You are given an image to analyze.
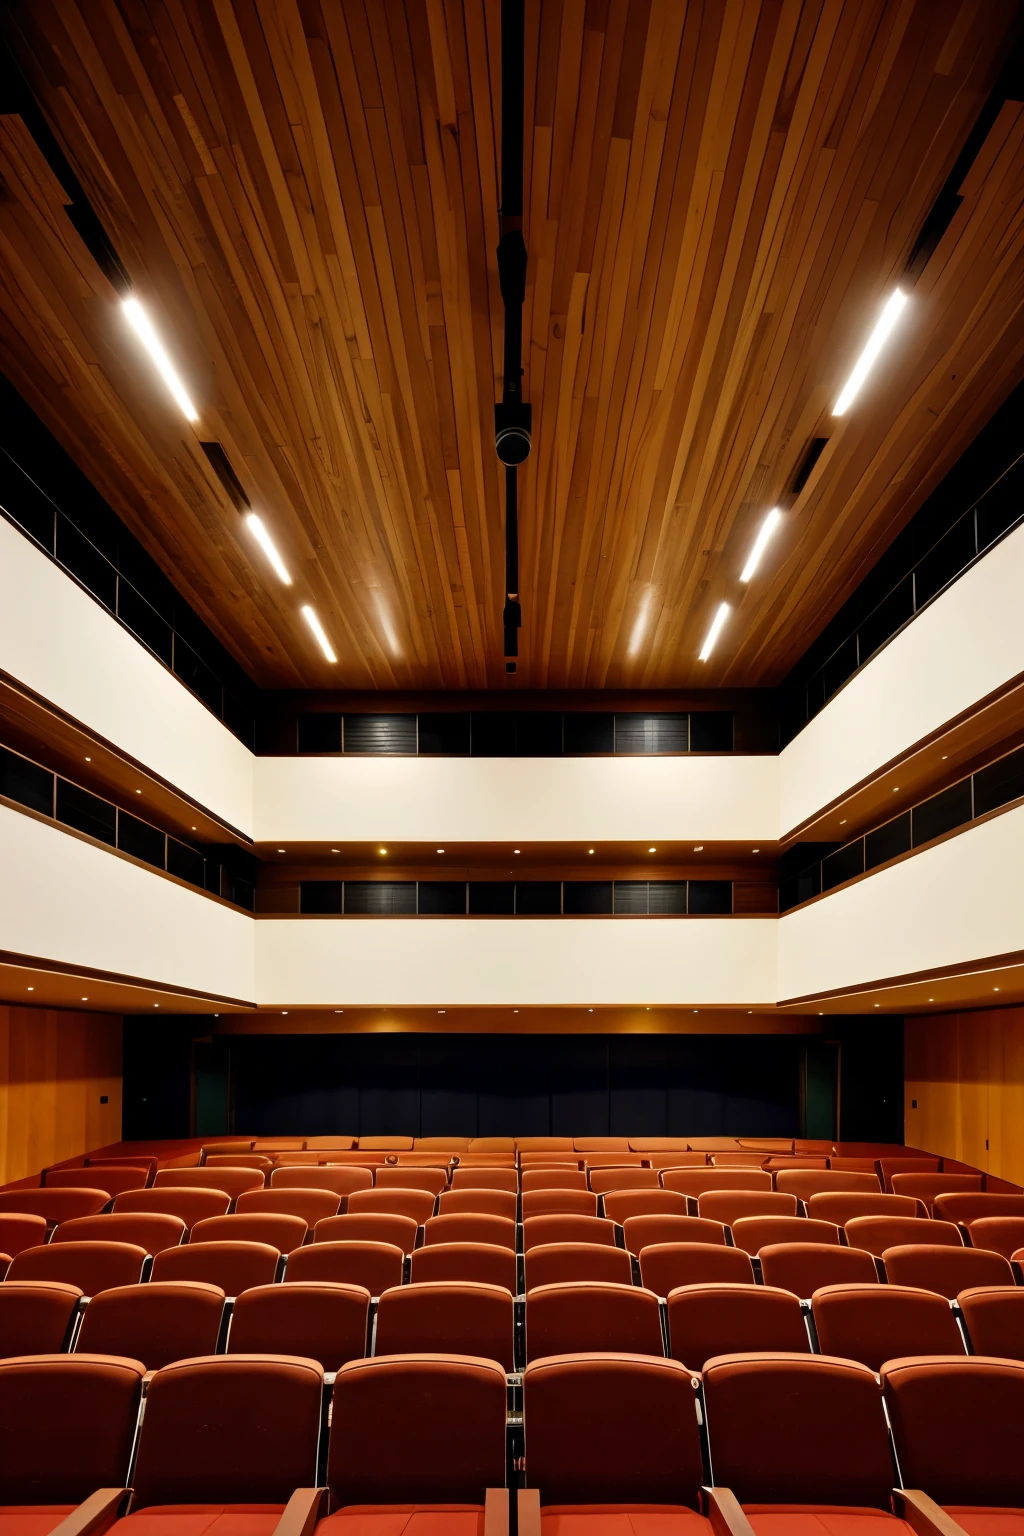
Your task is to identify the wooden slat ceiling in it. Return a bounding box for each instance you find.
[0,0,1022,690]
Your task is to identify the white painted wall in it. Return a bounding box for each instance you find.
[780,522,1024,835]
[0,805,254,1001]
[0,517,253,834]
[255,915,778,1007]
[777,802,1024,1001]
[253,754,780,844]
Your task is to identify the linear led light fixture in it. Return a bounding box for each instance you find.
[740,507,782,582]
[699,601,729,662]
[122,298,198,421]
[245,513,291,584]
[833,289,908,416]
[302,604,337,663]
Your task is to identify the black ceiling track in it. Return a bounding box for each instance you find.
[495,0,530,673]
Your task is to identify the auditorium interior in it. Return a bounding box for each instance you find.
[2,0,1024,1531]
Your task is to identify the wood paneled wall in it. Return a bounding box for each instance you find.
[905,1008,1024,1186]
[0,1005,122,1187]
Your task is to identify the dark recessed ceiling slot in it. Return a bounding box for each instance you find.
[790,437,828,496]
[200,442,250,511]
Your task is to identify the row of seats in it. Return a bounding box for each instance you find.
[4,1268,1024,1374]
[3,1349,1023,1534]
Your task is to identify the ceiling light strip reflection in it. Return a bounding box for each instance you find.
[301,604,337,663]
[833,289,908,416]
[122,298,198,421]
[698,601,729,662]
[740,507,782,582]
[245,513,291,584]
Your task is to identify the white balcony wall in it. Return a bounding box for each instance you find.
[777,801,1024,1002]
[0,517,253,834]
[255,915,778,1007]
[0,805,254,1001]
[253,754,780,844]
[780,522,1024,836]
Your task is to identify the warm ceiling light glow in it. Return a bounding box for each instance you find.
[740,508,782,582]
[694,845,704,852]
[379,848,387,856]
[832,289,908,416]
[628,590,653,657]
[648,847,657,853]
[699,601,729,662]
[122,298,199,420]
[514,849,521,854]
[752,848,760,854]
[81,997,88,1001]
[588,848,595,855]
[277,848,286,853]
[437,848,445,854]
[301,605,337,663]
[136,789,142,794]
[245,513,292,584]
[26,986,33,991]
[85,756,91,761]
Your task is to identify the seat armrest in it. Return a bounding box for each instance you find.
[483,1488,508,1536]
[894,1491,970,1536]
[272,1488,329,1536]
[703,1487,756,1536]
[517,1488,541,1536]
[47,1490,130,1536]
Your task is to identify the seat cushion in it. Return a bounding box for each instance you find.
[540,1507,710,1534]
[110,1505,285,1536]
[945,1511,1024,1536]
[317,1506,487,1535]
[744,1510,913,1535]
[0,1507,76,1536]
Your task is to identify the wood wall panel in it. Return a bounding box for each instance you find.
[0,3,1022,689]
[0,1005,122,1187]
[905,1007,1024,1185]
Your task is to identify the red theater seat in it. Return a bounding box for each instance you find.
[314,1212,418,1254]
[526,1281,663,1360]
[963,1216,1024,1259]
[601,1189,690,1224]
[807,1192,923,1224]
[113,1188,231,1228]
[774,1169,882,1200]
[882,1244,1014,1298]
[374,1166,449,1197]
[7,1241,148,1296]
[621,1214,727,1254]
[347,1188,436,1224]
[933,1191,1024,1226]
[306,1137,357,1152]
[286,1240,404,1295]
[44,1166,149,1197]
[811,1283,965,1371]
[660,1169,771,1197]
[152,1240,281,1296]
[235,1187,341,1227]
[0,1215,48,1259]
[450,1168,518,1192]
[730,1216,840,1253]
[697,1190,798,1226]
[109,1354,324,1536]
[702,1353,920,1531]
[890,1172,984,1212]
[520,1169,588,1192]
[75,1282,225,1370]
[846,1215,962,1257]
[409,1242,518,1291]
[878,1157,941,1190]
[638,1243,755,1295]
[524,1242,633,1290]
[152,1167,265,1199]
[0,1190,110,1225]
[588,1167,660,1194]
[204,1154,273,1172]
[314,1355,508,1533]
[521,1189,599,1219]
[437,1188,518,1219]
[374,1281,514,1370]
[759,1243,879,1295]
[228,1281,370,1371]
[189,1212,308,1254]
[957,1287,1024,1362]
[0,1354,145,1526]
[522,1215,617,1251]
[0,1282,82,1357]
[52,1213,186,1256]
[883,1356,1024,1528]
[424,1213,517,1250]
[666,1283,808,1368]
[270,1166,372,1198]
[521,1353,714,1525]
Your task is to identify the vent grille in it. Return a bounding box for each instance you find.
[790,437,828,496]
[343,715,417,755]
[614,714,689,754]
[200,443,250,511]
